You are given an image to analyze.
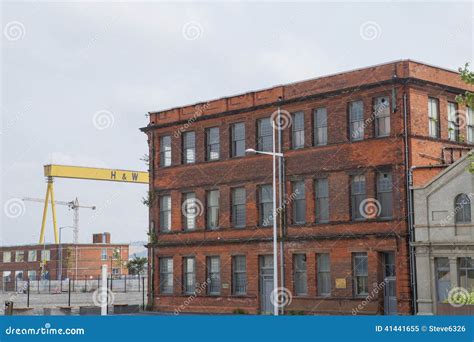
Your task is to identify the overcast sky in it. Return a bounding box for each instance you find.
[1,1,472,246]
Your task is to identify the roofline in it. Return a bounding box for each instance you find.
[147,59,461,115]
[0,243,130,248]
[413,150,474,190]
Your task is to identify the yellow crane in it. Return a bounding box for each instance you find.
[23,197,96,244]
[39,164,149,244]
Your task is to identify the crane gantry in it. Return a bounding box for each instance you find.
[37,164,149,244]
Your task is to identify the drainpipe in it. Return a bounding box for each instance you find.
[403,93,418,314]
[277,98,286,315]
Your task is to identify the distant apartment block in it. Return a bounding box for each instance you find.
[0,233,129,290]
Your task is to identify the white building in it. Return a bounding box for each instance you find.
[413,152,474,315]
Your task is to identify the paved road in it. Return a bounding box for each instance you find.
[0,290,147,315]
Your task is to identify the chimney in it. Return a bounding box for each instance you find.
[92,232,111,244]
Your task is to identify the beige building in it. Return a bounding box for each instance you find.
[413,152,474,315]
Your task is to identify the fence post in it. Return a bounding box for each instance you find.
[124,275,127,293]
[37,279,40,294]
[48,278,51,293]
[27,281,30,308]
[100,265,108,316]
[142,276,145,310]
[68,278,71,307]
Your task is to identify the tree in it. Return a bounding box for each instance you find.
[127,255,147,275]
[456,63,474,108]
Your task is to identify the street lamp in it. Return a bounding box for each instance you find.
[58,226,74,284]
[245,121,284,316]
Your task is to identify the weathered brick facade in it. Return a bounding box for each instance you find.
[141,60,474,315]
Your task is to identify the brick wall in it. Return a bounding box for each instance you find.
[143,60,473,315]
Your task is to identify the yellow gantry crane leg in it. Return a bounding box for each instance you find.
[37,164,149,244]
[39,178,59,244]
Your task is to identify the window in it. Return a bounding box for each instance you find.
[293,254,307,296]
[435,257,450,302]
[206,190,219,230]
[28,250,37,262]
[448,102,458,141]
[15,251,24,263]
[3,252,11,263]
[28,271,36,280]
[315,178,329,223]
[377,172,393,218]
[15,271,23,280]
[182,131,196,164]
[231,122,245,157]
[349,101,364,141]
[231,188,246,228]
[259,185,274,226]
[183,257,196,294]
[206,127,220,161]
[112,268,120,275]
[353,252,368,296]
[351,175,366,220]
[207,256,221,295]
[2,271,11,282]
[455,194,471,223]
[159,257,173,294]
[182,192,197,230]
[258,118,273,152]
[314,108,327,146]
[374,96,390,137]
[159,195,171,232]
[317,254,331,296]
[428,98,440,138]
[458,257,474,292]
[41,250,50,262]
[292,181,306,224]
[232,256,247,295]
[292,112,305,149]
[160,135,172,167]
[468,107,474,144]
[101,248,107,261]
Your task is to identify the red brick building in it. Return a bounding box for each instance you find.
[141,60,474,315]
[0,233,129,289]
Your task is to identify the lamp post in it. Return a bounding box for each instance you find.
[246,126,284,316]
[58,226,73,284]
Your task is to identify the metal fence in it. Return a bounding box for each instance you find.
[1,275,147,294]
